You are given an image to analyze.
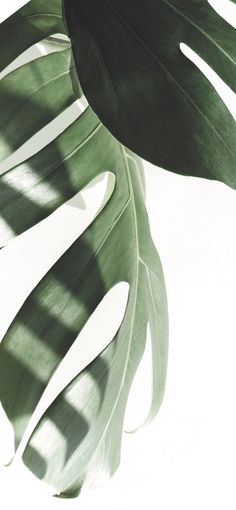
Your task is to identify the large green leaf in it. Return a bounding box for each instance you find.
[63,0,236,185]
[0,0,168,499]
[0,143,168,497]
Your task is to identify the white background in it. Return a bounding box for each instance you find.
[0,1,236,509]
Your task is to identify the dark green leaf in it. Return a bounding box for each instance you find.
[64,0,236,185]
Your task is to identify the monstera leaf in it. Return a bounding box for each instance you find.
[0,146,168,497]
[0,0,168,499]
[64,0,236,184]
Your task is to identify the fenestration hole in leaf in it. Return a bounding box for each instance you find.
[207,0,236,28]
[14,282,130,463]
[179,42,236,120]
[0,172,116,341]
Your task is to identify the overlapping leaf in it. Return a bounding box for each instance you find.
[64,0,236,185]
[0,0,168,498]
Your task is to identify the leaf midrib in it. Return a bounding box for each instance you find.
[65,147,141,480]
[140,259,162,425]
[68,147,163,478]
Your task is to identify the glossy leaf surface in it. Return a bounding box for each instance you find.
[64,0,236,185]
